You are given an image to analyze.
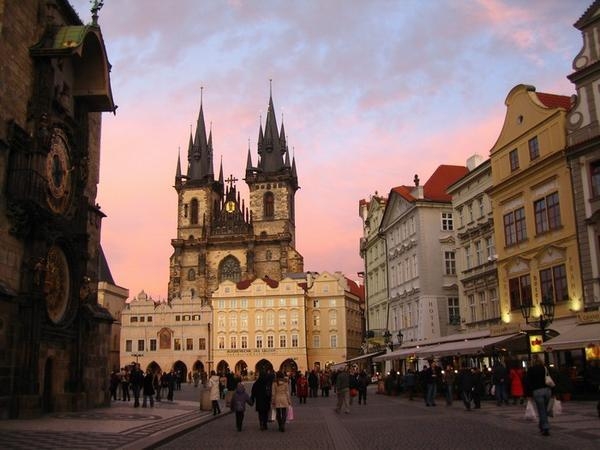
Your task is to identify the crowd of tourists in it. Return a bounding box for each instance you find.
[109,364,185,407]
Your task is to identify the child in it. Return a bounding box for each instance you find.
[230,382,253,431]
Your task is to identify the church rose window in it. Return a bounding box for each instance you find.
[219,256,241,283]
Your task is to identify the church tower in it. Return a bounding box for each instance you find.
[168,89,303,303]
[245,90,303,278]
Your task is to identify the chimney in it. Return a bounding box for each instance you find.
[466,154,484,171]
[412,174,424,199]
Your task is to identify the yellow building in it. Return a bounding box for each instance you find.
[305,272,363,370]
[211,276,308,376]
[488,85,582,333]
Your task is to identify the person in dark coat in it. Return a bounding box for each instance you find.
[308,370,319,398]
[251,371,273,430]
[142,369,155,408]
[457,365,475,410]
[357,370,369,405]
[525,356,552,436]
[231,382,253,432]
[130,364,144,408]
[471,367,483,409]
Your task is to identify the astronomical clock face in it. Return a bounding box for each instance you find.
[44,245,71,324]
[46,129,72,213]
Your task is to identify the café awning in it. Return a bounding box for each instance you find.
[373,347,420,362]
[330,351,386,370]
[415,333,523,359]
[542,323,600,351]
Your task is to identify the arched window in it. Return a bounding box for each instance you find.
[190,198,199,225]
[263,192,274,218]
[187,269,196,281]
[219,255,241,283]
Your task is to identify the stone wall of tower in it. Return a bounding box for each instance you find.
[249,181,296,244]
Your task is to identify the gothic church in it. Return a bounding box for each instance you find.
[168,91,304,302]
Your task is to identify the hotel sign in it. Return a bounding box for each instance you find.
[577,310,600,324]
[225,348,277,355]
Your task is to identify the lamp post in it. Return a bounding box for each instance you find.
[383,330,392,350]
[520,297,555,361]
[131,352,143,364]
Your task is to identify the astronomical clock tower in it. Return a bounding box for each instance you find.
[0,1,115,418]
[168,90,304,303]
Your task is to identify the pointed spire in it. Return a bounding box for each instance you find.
[257,82,285,173]
[245,140,254,174]
[176,147,182,178]
[218,156,224,184]
[207,125,214,177]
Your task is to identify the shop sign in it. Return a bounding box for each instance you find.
[529,334,544,353]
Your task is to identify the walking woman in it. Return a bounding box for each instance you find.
[251,370,272,430]
[271,371,291,432]
[208,370,222,415]
[525,356,552,436]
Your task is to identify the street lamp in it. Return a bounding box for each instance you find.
[383,330,392,350]
[131,352,143,364]
[520,297,555,360]
[384,330,403,351]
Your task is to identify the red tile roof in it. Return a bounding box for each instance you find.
[424,165,469,202]
[236,276,279,290]
[536,92,572,111]
[345,277,364,300]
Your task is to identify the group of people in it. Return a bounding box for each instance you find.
[109,365,179,407]
[205,365,370,432]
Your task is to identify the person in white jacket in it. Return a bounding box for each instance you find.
[208,370,222,415]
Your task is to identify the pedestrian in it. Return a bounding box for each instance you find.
[153,370,162,402]
[308,370,319,398]
[130,363,144,408]
[471,367,483,409]
[271,370,291,432]
[457,365,474,411]
[492,361,509,406]
[525,356,552,436]
[166,370,175,401]
[349,368,359,405]
[296,371,308,404]
[320,370,332,397]
[424,361,440,406]
[109,370,119,401]
[509,361,525,405]
[443,365,456,406]
[289,371,297,397]
[208,370,222,415]
[251,370,272,430]
[193,371,200,387]
[231,382,253,431]
[225,369,236,407]
[334,365,350,414]
[142,369,155,408]
[120,367,130,401]
[403,368,416,400]
[357,370,369,405]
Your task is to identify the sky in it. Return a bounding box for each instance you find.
[68,0,590,300]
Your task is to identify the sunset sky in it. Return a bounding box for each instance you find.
[69,0,589,300]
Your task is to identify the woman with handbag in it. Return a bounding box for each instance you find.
[525,356,552,436]
[271,371,291,432]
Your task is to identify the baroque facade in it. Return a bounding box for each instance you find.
[378,165,468,344]
[447,156,501,331]
[488,84,582,334]
[0,1,115,418]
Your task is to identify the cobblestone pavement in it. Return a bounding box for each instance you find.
[0,384,599,450]
[0,387,213,450]
[158,388,600,450]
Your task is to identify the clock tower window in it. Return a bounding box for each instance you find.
[264,192,274,218]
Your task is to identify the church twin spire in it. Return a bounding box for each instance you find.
[176,86,298,190]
